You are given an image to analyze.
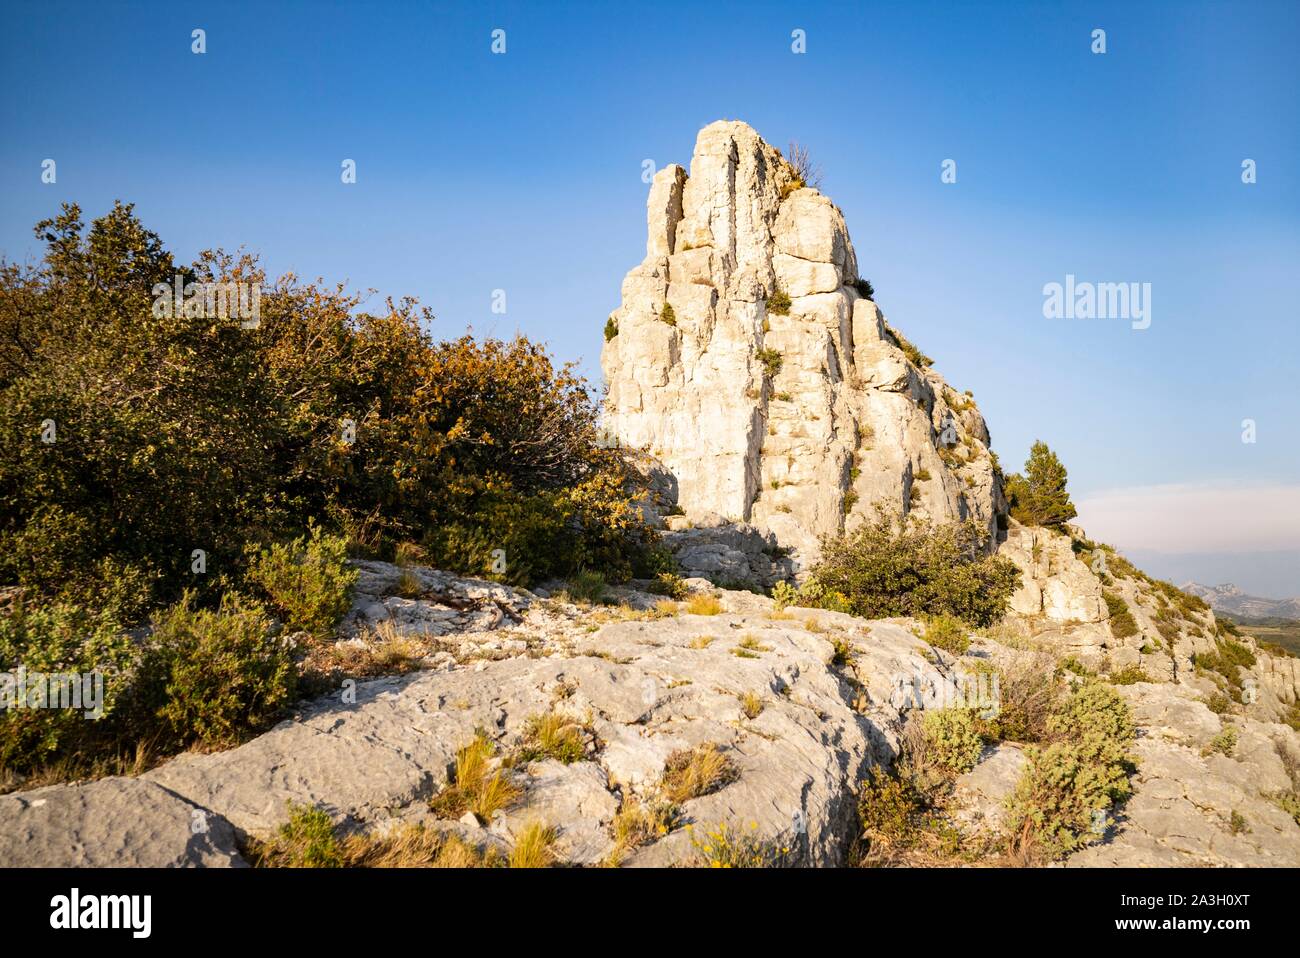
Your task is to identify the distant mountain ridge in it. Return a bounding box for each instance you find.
[1182,581,1300,620]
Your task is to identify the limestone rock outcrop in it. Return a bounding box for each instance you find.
[602,121,1004,568]
[3,563,1297,868]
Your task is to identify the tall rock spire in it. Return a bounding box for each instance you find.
[603,121,1004,564]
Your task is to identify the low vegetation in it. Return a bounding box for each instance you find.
[920,614,970,655]
[1006,681,1135,861]
[687,821,787,867]
[1103,591,1139,639]
[429,731,520,823]
[515,712,592,765]
[249,802,506,868]
[660,744,739,803]
[800,509,1020,627]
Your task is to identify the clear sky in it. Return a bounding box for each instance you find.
[2,0,1297,594]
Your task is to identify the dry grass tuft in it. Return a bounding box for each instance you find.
[429,731,520,822]
[661,743,740,803]
[685,594,723,616]
[508,820,558,868]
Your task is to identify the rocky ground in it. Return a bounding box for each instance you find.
[4,551,1298,868]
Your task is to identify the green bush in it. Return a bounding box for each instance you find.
[1102,591,1139,639]
[857,766,920,846]
[803,509,1020,627]
[1192,639,1257,699]
[0,202,656,613]
[770,580,799,610]
[659,302,677,326]
[245,527,358,639]
[563,570,609,605]
[1108,666,1151,685]
[1047,680,1134,800]
[603,315,618,341]
[922,614,970,655]
[254,803,343,868]
[647,572,688,600]
[1006,741,1116,859]
[1007,679,1136,859]
[755,347,784,378]
[1204,725,1237,757]
[765,289,792,315]
[139,592,297,750]
[921,708,984,774]
[0,602,134,773]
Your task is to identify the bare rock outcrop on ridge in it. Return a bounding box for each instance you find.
[602,121,1003,570]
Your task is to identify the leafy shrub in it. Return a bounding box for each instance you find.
[857,766,921,847]
[562,570,609,605]
[1204,692,1232,715]
[252,803,343,868]
[755,347,784,377]
[1193,639,1258,700]
[1108,666,1151,685]
[603,315,618,341]
[770,581,798,610]
[647,572,688,600]
[852,278,875,300]
[1204,725,1238,757]
[1103,591,1139,639]
[922,614,969,655]
[139,592,296,750]
[921,709,984,774]
[1006,741,1115,860]
[0,203,655,613]
[803,509,1020,627]
[1047,680,1134,797]
[245,527,357,639]
[658,302,676,326]
[0,602,134,773]
[1007,679,1136,859]
[765,289,792,316]
[1005,441,1077,529]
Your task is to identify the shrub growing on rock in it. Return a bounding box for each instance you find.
[1006,679,1136,860]
[921,614,970,655]
[803,510,1020,627]
[245,527,358,639]
[1006,741,1115,860]
[921,708,985,775]
[1102,591,1139,639]
[0,601,134,774]
[139,592,297,750]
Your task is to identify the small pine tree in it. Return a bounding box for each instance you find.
[1007,440,1077,528]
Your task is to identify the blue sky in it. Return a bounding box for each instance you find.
[2,1,1297,594]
